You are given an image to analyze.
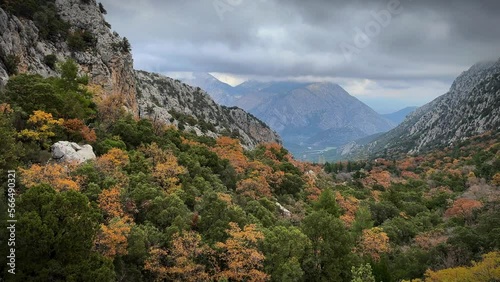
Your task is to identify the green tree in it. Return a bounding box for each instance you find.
[351,205,374,237]
[14,185,115,281]
[351,263,375,282]
[1,60,95,121]
[0,108,21,174]
[146,194,192,237]
[302,210,354,282]
[262,226,311,282]
[313,188,341,217]
[197,191,248,243]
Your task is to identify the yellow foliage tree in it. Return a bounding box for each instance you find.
[97,148,129,170]
[493,172,500,186]
[152,154,187,194]
[18,110,64,148]
[424,252,500,282]
[20,163,80,192]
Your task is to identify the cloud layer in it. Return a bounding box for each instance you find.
[100,0,500,112]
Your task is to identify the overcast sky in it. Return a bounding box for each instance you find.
[100,0,500,113]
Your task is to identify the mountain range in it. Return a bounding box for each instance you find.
[1,0,496,163]
[183,73,399,160]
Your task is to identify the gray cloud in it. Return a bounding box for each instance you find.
[100,0,500,111]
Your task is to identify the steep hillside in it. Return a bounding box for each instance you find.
[349,59,500,158]
[0,0,279,148]
[135,70,280,148]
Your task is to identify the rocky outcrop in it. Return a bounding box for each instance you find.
[0,0,138,115]
[348,58,500,158]
[135,70,281,148]
[51,141,96,164]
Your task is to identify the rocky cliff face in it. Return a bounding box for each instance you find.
[348,59,500,158]
[0,0,138,115]
[135,70,280,148]
[0,1,279,148]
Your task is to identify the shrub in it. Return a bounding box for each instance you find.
[98,2,107,14]
[44,54,57,69]
[3,54,20,75]
[68,30,97,52]
[111,37,131,53]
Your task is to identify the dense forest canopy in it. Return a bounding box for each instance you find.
[0,59,499,281]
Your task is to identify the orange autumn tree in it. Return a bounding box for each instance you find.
[144,231,214,281]
[357,227,390,261]
[247,160,284,188]
[260,143,289,164]
[95,217,132,258]
[96,148,130,173]
[96,148,130,186]
[212,137,248,174]
[139,143,187,194]
[96,92,127,123]
[98,186,124,219]
[414,230,448,251]
[20,163,81,192]
[236,174,272,200]
[304,170,322,201]
[336,192,360,227]
[139,142,171,166]
[63,118,97,143]
[444,198,483,222]
[363,168,392,189]
[216,222,268,282]
[152,155,187,194]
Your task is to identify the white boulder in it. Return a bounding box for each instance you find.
[51,141,96,164]
[276,202,292,218]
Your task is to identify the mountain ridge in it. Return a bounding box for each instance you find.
[343,58,500,159]
[0,0,279,148]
